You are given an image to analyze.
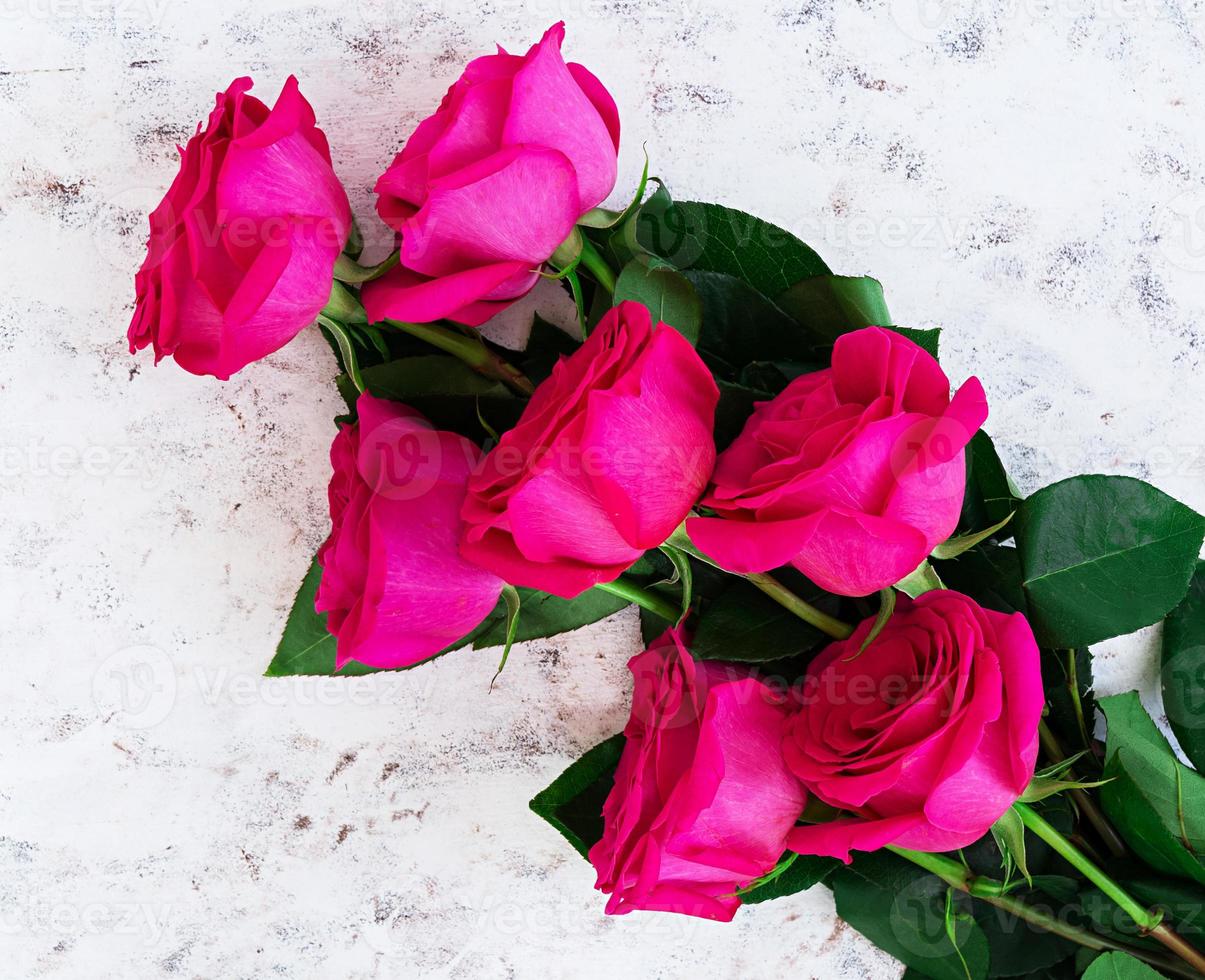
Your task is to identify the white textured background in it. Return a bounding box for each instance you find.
[3,1,1205,977]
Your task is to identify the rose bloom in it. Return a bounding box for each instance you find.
[362,22,619,326]
[783,590,1042,860]
[589,630,807,921]
[316,393,503,670]
[128,76,352,380]
[688,327,989,596]
[460,301,718,598]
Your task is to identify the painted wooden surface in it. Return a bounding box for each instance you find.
[3,2,1204,976]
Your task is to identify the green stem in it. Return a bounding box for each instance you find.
[888,847,1201,980]
[578,237,617,295]
[746,572,854,641]
[384,319,535,396]
[1015,803,1205,974]
[1038,720,1127,859]
[1014,803,1153,928]
[595,576,678,623]
[664,522,854,641]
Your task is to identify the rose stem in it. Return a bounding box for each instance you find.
[595,576,680,623]
[888,846,1201,980]
[664,524,855,642]
[384,319,535,396]
[1038,720,1128,859]
[1014,802,1205,975]
[577,238,617,295]
[745,572,854,641]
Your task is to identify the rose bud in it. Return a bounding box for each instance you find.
[687,327,989,596]
[460,301,718,598]
[128,76,352,380]
[316,393,503,670]
[783,590,1042,860]
[362,22,619,326]
[589,629,807,921]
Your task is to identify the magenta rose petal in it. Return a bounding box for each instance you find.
[691,325,987,595]
[787,814,923,864]
[128,75,350,379]
[782,591,1043,859]
[371,21,619,323]
[589,630,806,919]
[314,393,504,671]
[461,302,717,596]
[502,22,618,212]
[403,146,579,277]
[361,260,533,326]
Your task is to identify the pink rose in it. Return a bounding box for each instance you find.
[589,630,807,921]
[687,327,989,596]
[783,591,1042,861]
[362,22,619,326]
[460,301,718,598]
[128,76,352,380]
[316,393,503,670]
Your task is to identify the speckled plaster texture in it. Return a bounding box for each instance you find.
[2,1,1204,977]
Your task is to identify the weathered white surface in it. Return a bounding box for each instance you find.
[2,1,1204,976]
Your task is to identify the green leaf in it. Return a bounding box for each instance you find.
[264,558,485,676]
[834,852,989,980]
[933,513,1015,561]
[691,578,831,663]
[1099,692,1205,885]
[333,250,399,284]
[1080,952,1166,980]
[1016,475,1205,647]
[637,198,831,296]
[970,898,1075,978]
[343,354,524,441]
[892,326,941,360]
[264,558,342,677]
[529,734,624,859]
[991,807,1031,885]
[849,588,896,659]
[714,379,770,451]
[1162,561,1205,772]
[897,559,946,598]
[613,258,702,344]
[685,269,818,377]
[319,316,364,393]
[933,542,1028,616]
[738,852,840,905]
[1041,647,1096,755]
[489,585,522,688]
[960,431,1023,534]
[775,274,893,343]
[1018,774,1110,804]
[658,544,693,623]
[471,587,630,649]
[519,314,579,385]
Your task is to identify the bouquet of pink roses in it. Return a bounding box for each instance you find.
[129,23,1205,980]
